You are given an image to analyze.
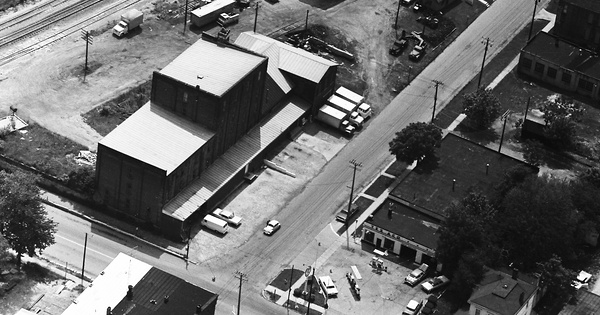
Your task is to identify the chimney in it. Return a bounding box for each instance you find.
[106,307,113,315]
[452,179,456,191]
[512,267,519,280]
[126,285,133,300]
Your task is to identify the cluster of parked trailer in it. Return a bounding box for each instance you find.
[316,87,373,136]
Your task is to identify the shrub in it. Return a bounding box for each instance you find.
[293,288,303,297]
[66,166,96,196]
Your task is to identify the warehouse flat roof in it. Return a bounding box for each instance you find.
[99,102,215,175]
[159,38,266,97]
[163,96,310,221]
[523,31,600,79]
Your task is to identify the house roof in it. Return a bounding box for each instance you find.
[159,38,266,97]
[469,269,537,315]
[62,253,217,315]
[99,102,215,175]
[163,96,310,221]
[562,0,600,13]
[367,195,442,250]
[559,290,600,315]
[390,133,537,218]
[522,31,600,80]
[234,32,337,85]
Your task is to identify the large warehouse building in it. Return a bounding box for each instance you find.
[95,32,337,240]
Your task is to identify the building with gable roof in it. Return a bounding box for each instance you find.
[62,253,218,315]
[95,33,338,240]
[468,268,538,315]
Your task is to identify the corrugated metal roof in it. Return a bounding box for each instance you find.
[235,32,337,84]
[234,32,294,94]
[159,38,266,97]
[99,102,215,175]
[163,96,310,221]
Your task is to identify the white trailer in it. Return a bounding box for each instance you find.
[327,95,364,127]
[335,86,373,119]
[191,0,236,28]
[317,105,355,136]
[201,214,229,234]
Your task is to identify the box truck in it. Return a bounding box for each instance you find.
[317,105,355,136]
[201,215,229,234]
[191,0,236,28]
[327,94,364,127]
[113,9,144,37]
[335,86,373,119]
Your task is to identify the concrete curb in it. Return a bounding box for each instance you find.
[41,198,189,262]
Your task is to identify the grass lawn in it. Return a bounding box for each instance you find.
[1,123,87,178]
[270,268,303,291]
[385,159,408,177]
[354,196,374,214]
[364,175,394,197]
[82,80,151,137]
[293,276,327,308]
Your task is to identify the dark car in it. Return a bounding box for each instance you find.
[417,16,439,29]
[389,38,408,56]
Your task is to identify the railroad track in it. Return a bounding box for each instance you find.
[0,0,143,66]
[0,0,67,32]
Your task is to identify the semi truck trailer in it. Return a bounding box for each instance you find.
[317,105,355,136]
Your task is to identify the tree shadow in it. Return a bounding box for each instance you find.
[297,0,344,10]
[414,155,440,174]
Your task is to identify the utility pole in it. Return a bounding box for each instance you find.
[478,37,492,89]
[499,110,512,153]
[528,0,541,41]
[253,3,259,33]
[234,271,248,315]
[183,0,188,35]
[286,265,294,309]
[346,159,362,250]
[80,29,93,82]
[394,0,401,30]
[523,96,531,122]
[305,267,315,315]
[81,233,88,284]
[305,10,309,31]
[432,80,443,123]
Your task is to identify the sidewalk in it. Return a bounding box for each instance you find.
[41,191,188,261]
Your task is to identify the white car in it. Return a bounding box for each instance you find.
[403,299,422,315]
[263,220,281,235]
[212,208,242,227]
[405,263,428,286]
[421,275,450,293]
[572,270,592,289]
[318,276,339,297]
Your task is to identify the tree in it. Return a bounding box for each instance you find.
[497,175,577,269]
[389,122,442,165]
[462,88,501,130]
[0,234,10,269]
[578,167,600,188]
[437,192,498,275]
[491,165,537,205]
[522,139,544,167]
[544,116,577,150]
[542,96,584,124]
[538,255,577,299]
[0,171,57,267]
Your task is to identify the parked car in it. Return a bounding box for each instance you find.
[389,38,408,56]
[421,275,450,293]
[212,208,242,227]
[409,43,426,61]
[403,299,423,315]
[402,0,415,5]
[412,2,422,12]
[319,276,339,297]
[417,16,439,29]
[263,219,281,235]
[405,263,428,286]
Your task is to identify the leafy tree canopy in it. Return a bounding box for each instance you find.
[462,88,501,130]
[0,170,57,266]
[543,116,577,150]
[389,122,442,165]
[498,175,577,268]
[538,255,577,299]
[542,96,584,124]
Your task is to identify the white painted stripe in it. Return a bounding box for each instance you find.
[55,234,113,259]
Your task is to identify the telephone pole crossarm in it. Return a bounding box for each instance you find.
[234,271,248,315]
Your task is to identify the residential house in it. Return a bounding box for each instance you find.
[468,268,538,315]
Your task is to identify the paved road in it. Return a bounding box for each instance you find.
[40,0,550,314]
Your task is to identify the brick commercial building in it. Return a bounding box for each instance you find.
[95,33,337,240]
